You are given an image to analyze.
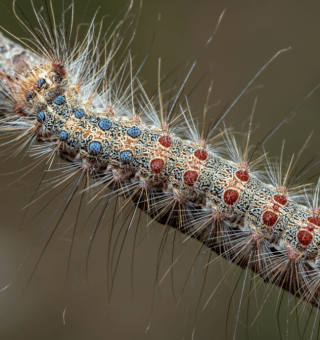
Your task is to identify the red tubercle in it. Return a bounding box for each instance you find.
[235,170,249,182]
[52,61,66,77]
[297,230,313,247]
[262,211,278,227]
[150,159,164,174]
[183,170,198,187]
[274,194,287,206]
[194,149,208,161]
[307,216,320,227]
[223,189,239,206]
[159,136,172,148]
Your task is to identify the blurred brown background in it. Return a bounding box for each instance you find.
[0,0,320,339]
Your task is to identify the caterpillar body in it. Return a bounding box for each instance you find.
[1,1,320,339]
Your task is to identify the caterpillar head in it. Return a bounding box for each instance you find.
[19,63,69,108]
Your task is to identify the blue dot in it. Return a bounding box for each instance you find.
[37,111,45,123]
[120,150,133,164]
[89,142,101,156]
[59,131,68,141]
[127,127,140,139]
[99,119,112,131]
[75,109,84,119]
[54,95,66,105]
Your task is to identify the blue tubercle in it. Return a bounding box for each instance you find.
[89,142,101,156]
[59,131,68,141]
[53,95,66,105]
[99,119,112,131]
[127,127,140,138]
[75,109,85,119]
[37,111,45,123]
[75,109,84,119]
[120,150,133,164]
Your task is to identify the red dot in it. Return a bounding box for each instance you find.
[307,216,320,226]
[297,230,313,247]
[262,211,278,227]
[183,170,198,187]
[235,170,249,182]
[159,136,172,148]
[194,149,208,161]
[274,194,287,206]
[150,159,164,174]
[223,189,239,206]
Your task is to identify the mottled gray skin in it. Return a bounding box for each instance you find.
[1,33,320,307]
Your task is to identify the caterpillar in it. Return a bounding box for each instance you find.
[0,1,320,339]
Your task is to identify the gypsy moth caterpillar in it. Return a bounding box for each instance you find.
[0,1,320,340]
